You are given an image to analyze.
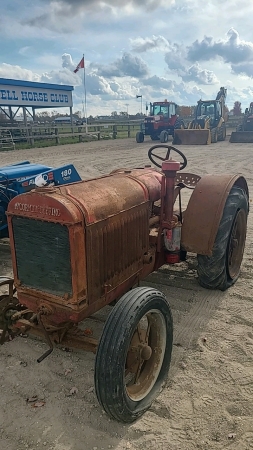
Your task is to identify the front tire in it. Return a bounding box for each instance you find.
[197,186,248,290]
[211,127,218,143]
[160,130,169,143]
[136,131,144,143]
[95,287,173,423]
[218,124,226,141]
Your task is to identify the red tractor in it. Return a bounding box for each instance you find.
[136,101,185,143]
[0,145,249,423]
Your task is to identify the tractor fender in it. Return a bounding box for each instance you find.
[181,174,249,256]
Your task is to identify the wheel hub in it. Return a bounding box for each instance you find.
[125,309,167,401]
[139,343,152,360]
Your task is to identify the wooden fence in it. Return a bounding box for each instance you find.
[0,120,142,150]
[0,115,244,150]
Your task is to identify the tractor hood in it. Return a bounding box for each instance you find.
[7,167,163,225]
[0,162,52,184]
[144,115,163,122]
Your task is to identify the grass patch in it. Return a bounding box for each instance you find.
[9,125,141,150]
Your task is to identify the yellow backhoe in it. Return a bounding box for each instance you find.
[173,87,227,145]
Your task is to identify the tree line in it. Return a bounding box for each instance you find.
[0,102,247,124]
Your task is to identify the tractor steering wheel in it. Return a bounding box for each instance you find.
[148,145,187,171]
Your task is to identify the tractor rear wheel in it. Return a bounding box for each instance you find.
[160,130,169,143]
[136,131,144,143]
[197,186,248,291]
[94,287,173,423]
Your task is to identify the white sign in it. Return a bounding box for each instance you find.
[0,83,73,107]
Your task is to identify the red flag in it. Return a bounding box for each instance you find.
[74,57,84,73]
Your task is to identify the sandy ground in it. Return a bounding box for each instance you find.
[0,136,253,450]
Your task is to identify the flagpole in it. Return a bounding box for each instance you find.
[83,54,88,134]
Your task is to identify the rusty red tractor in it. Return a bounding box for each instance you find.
[0,145,249,423]
[136,100,185,143]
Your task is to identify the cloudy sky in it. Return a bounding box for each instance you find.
[1,0,253,116]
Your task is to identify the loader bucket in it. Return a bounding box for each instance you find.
[229,131,253,143]
[173,129,211,145]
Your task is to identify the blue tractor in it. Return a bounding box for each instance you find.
[0,161,82,238]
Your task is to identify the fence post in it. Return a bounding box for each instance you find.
[128,124,130,138]
[55,127,60,144]
[78,126,82,142]
[113,124,117,139]
[97,126,101,140]
[28,127,34,146]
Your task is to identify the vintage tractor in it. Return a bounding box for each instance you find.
[173,87,228,145]
[230,102,253,143]
[0,161,81,238]
[0,145,249,423]
[136,100,185,143]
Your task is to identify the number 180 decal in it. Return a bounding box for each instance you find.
[61,168,72,178]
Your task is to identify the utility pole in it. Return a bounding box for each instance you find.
[136,95,142,115]
[125,103,129,117]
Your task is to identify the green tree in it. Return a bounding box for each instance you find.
[233,101,242,115]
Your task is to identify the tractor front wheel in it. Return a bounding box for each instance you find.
[211,127,218,143]
[136,131,144,143]
[160,130,169,143]
[94,287,173,423]
[218,124,226,141]
[197,186,248,290]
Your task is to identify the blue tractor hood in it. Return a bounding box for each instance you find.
[0,162,52,184]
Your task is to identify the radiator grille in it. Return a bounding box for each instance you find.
[86,203,149,302]
[12,217,72,297]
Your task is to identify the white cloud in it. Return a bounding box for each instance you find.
[90,52,149,78]
[180,63,219,85]
[187,28,253,78]
[130,35,170,53]
[62,54,76,71]
[0,64,41,82]
[18,46,33,57]
[2,0,253,113]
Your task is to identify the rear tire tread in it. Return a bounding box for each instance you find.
[197,187,248,290]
